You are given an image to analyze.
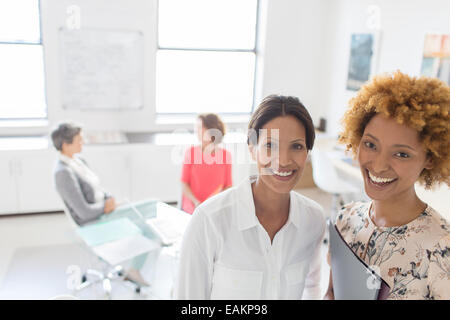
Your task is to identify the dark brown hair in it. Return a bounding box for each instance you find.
[198,113,226,144]
[247,95,315,150]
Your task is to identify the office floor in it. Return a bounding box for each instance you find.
[0,187,332,300]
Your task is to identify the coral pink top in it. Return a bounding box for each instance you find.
[181,145,232,214]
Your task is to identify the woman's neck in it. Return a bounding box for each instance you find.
[61,151,74,159]
[61,150,75,159]
[252,178,290,243]
[201,142,216,154]
[252,178,290,219]
[371,188,427,227]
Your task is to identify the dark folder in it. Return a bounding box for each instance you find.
[329,222,390,300]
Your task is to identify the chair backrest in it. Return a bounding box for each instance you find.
[59,199,81,230]
[310,149,343,194]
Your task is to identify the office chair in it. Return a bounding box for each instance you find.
[61,203,157,299]
[310,149,360,243]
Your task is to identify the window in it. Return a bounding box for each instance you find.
[0,0,47,120]
[156,0,258,115]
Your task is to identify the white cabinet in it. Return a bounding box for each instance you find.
[0,141,255,215]
[0,149,63,214]
[15,150,63,213]
[82,145,132,202]
[0,157,19,214]
[130,144,182,203]
[127,143,255,203]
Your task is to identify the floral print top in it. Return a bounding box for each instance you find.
[335,201,449,300]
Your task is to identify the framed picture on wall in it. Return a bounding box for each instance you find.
[420,34,450,85]
[346,33,380,91]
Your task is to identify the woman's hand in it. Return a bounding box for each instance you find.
[103,197,117,214]
[182,182,201,208]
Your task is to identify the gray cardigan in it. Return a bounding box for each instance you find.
[54,158,111,226]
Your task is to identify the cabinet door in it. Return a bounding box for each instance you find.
[82,146,132,202]
[0,156,19,214]
[15,150,64,213]
[130,145,182,203]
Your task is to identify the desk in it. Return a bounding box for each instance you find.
[142,201,191,299]
[315,136,450,220]
[101,200,191,299]
[314,135,366,196]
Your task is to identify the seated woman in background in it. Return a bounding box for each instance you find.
[325,71,449,300]
[176,95,326,299]
[181,113,232,214]
[51,122,150,286]
[52,123,115,225]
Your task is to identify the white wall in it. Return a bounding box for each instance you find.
[40,0,158,132]
[259,0,333,126]
[39,0,450,136]
[39,0,334,133]
[323,0,450,137]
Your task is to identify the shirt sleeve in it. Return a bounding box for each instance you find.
[181,147,192,184]
[302,209,326,300]
[427,234,450,300]
[175,207,216,299]
[54,169,105,225]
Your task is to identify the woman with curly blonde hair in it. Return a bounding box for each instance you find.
[325,71,449,300]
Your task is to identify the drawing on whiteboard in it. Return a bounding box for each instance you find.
[59,28,144,110]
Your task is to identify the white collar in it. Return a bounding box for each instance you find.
[58,153,101,187]
[236,176,301,231]
[59,153,75,165]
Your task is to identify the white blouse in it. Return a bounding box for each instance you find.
[175,176,326,300]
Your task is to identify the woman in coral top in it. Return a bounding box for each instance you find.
[181,113,232,214]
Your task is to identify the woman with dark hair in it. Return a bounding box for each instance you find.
[176,95,326,300]
[181,113,232,214]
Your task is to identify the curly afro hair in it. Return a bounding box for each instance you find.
[338,71,450,189]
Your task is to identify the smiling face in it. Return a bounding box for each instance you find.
[251,115,308,195]
[358,114,432,202]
